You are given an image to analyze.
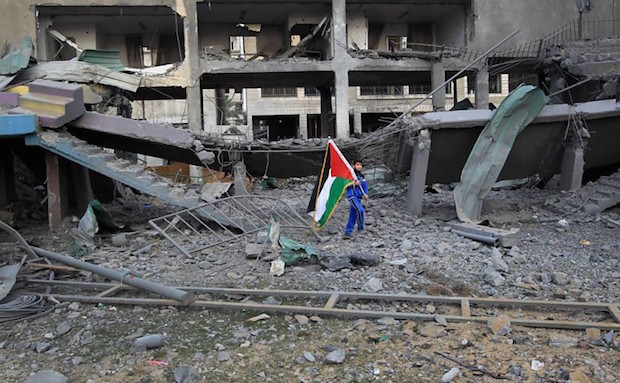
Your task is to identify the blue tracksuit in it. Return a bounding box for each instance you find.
[345,171,368,235]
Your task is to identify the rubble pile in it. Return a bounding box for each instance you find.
[0,179,618,382]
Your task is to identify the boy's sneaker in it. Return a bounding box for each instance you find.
[343,233,352,240]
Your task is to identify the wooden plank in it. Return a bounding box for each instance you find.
[25,262,79,272]
[324,293,339,309]
[28,280,616,311]
[609,305,620,323]
[41,294,620,331]
[461,298,471,317]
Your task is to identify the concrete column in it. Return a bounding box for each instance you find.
[35,14,53,61]
[334,71,350,138]
[353,110,362,135]
[332,0,350,138]
[46,152,62,231]
[406,129,432,216]
[560,145,585,191]
[233,162,249,195]
[0,149,16,207]
[431,61,446,111]
[70,164,94,215]
[183,0,202,133]
[318,86,333,137]
[475,65,489,109]
[298,113,308,139]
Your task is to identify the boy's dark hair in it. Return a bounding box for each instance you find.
[353,159,363,165]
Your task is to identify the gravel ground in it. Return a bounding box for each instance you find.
[0,180,618,382]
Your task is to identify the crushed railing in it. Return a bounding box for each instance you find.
[149,195,322,257]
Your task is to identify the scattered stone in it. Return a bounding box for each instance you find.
[71,356,83,366]
[111,233,128,246]
[548,334,577,348]
[24,370,69,383]
[419,323,446,338]
[56,322,72,336]
[309,316,323,322]
[325,348,346,364]
[247,313,270,322]
[217,351,231,362]
[245,244,263,259]
[349,252,380,266]
[425,304,436,314]
[303,351,316,362]
[68,302,80,311]
[551,272,569,286]
[262,296,280,305]
[295,315,309,325]
[441,367,460,382]
[400,239,413,252]
[377,317,398,326]
[569,370,592,383]
[174,366,201,383]
[325,256,354,271]
[35,342,50,353]
[488,316,512,336]
[556,219,569,229]
[483,269,505,287]
[196,150,215,164]
[434,315,448,327]
[585,328,601,340]
[362,277,383,292]
[491,248,510,272]
[603,330,614,345]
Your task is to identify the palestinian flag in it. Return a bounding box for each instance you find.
[307,140,356,228]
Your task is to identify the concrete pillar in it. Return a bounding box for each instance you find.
[298,113,308,139]
[0,149,16,207]
[431,61,446,111]
[233,162,248,195]
[332,0,350,138]
[46,152,62,231]
[70,164,94,215]
[318,86,333,137]
[353,110,362,135]
[406,129,432,216]
[475,65,489,109]
[334,72,350,138]
[560,145,585,191]
[35,14,53,61]
[183,0,202,133]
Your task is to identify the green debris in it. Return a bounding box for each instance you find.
[278,236,320,266]
[89,199,122,231]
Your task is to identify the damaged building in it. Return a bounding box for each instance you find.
[0,1,620,382]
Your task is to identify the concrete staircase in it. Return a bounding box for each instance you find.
[11,80,85,128]
[580,172,620,215]
[25,131,202,209]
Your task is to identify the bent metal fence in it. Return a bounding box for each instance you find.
[149,195,321,257]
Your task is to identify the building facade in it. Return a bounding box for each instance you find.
[1,0,619,139]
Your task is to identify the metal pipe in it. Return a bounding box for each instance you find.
[31,247,194,305]
[451,229,499,246]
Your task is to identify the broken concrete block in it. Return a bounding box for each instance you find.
[24,370,69,383]
[245,243,263,259]
[196,150,215,165]
[488,315,512,336]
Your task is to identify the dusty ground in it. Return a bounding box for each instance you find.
[0,179,618,382]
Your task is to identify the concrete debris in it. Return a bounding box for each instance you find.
[441,367,460,382]
[174,366,201,383]
[488,316,512,336]
[24,370,69,383]
[325,348,346,364]
[362,277,383,292]
[419,323,447,338]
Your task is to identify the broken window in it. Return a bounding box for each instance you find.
[387,36,407,51]
[261,88,298,98]
[489,75,502,94]
[360,86,404,96]
[230,36,258,59]
[304,87,320,97]
[141,47,158,67]
[409,80,432,95]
